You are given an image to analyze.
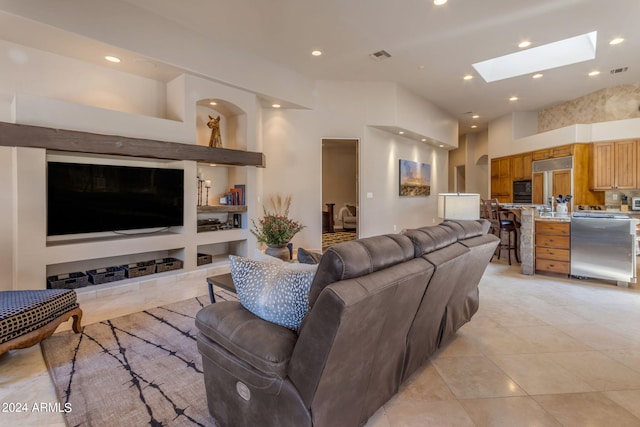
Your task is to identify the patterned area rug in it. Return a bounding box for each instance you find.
[322,230,357,250]
[41,290,237,426]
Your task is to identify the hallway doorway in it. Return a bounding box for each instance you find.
[321,138,359,250]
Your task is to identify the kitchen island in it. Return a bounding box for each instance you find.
[518,208,638,287]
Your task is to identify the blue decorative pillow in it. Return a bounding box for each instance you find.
[229,255,316,330]
[297,247,323,264]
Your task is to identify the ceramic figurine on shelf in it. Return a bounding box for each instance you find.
[207,115,222,148]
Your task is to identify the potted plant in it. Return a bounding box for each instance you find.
[251,194,305,260]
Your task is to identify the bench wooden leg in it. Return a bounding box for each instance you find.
[0,307,83,356]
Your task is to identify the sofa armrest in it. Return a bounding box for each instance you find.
[196,301,297,378]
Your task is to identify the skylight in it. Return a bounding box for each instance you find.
[472,31,597,82]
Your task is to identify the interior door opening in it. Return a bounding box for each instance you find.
[321,138,359,250]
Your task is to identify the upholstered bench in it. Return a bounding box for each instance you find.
[0,289,83,356]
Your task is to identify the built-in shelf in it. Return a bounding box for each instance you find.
[0,122,265,167]
[197,205,247,214]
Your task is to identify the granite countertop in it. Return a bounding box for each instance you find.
[535,215,571,222]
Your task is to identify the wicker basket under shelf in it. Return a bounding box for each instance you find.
[46,272,90,290]
[122,260,156,278]
[87,266,126,285]
[154,257,183,273]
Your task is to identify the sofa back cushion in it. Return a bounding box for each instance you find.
[440,219,490,239]
[289,257,434,427]
[307,234,414,307]
[401,224,458,257]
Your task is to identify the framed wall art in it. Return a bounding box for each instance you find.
[399,159,431,196]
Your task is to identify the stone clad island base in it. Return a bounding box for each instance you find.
[195,220,499,427]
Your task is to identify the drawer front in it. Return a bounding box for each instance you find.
[536,221,570,235]
[536,259,570,274]
[536,247,570,262]
[535,234,570,248]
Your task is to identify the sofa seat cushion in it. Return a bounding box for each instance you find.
[196,301,298,378]
[229,255,316,330]
[0,289,78,344]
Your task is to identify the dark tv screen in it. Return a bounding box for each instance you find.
[47,162,184,236]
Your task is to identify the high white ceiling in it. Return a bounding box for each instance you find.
[2,0,639,136]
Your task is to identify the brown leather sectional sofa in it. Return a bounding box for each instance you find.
[195,220,499,427]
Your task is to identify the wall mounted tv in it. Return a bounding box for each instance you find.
[47,162,184,236]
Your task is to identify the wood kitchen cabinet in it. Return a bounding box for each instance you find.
[493,143,603,207]
[535,220,570,275]
[592,140,637,190]
[532,145,573,161]
[532,172,544,204]
[490,156,511,202]
[511,152,532,180]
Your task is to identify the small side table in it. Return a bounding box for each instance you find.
[206,273,236,303]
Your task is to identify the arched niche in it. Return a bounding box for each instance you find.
[195,98,247,150]
[476,154,488,166]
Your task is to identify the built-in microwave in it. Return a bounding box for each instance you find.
[631,197,640,211]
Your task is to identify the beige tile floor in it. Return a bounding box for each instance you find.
[3,259,640,426]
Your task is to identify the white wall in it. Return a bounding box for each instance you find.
[0,147,15,291]
[464,133,489,199]
[0,39,166,123]
[261,80,448,249]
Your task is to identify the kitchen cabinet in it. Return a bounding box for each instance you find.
[535,221,570,275]
[511,152,532,180]
[592,140,637,190]
[531,145,573,161]
[490,157,511,202]
[532,172,544,204]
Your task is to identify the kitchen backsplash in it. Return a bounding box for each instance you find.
[604,189,640,209]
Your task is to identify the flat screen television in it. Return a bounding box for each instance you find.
[47,162,184,236]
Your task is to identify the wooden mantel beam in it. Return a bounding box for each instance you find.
[0,122,266,167]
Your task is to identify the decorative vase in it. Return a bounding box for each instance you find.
[556,202,568,216]
[265,244,290,261]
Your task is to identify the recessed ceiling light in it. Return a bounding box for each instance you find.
[399,131,405,135]
[509,96,519,101]
[272,103,281,108]
[434,0,447,5]
[518,41,531,48]
[471,125,478,129]
[439,144,444,148]
[421,138,427,142]
[610,37,624,45]
[209,101,217,106]
[105,55,121,63]
[311,50,322,56]
[418,64,425,70]
[588,70,600,77]
[532,73,543,79]
[472,114,479,119]
[463,75,473,81]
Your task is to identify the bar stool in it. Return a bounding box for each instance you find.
[489,199,519,265]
